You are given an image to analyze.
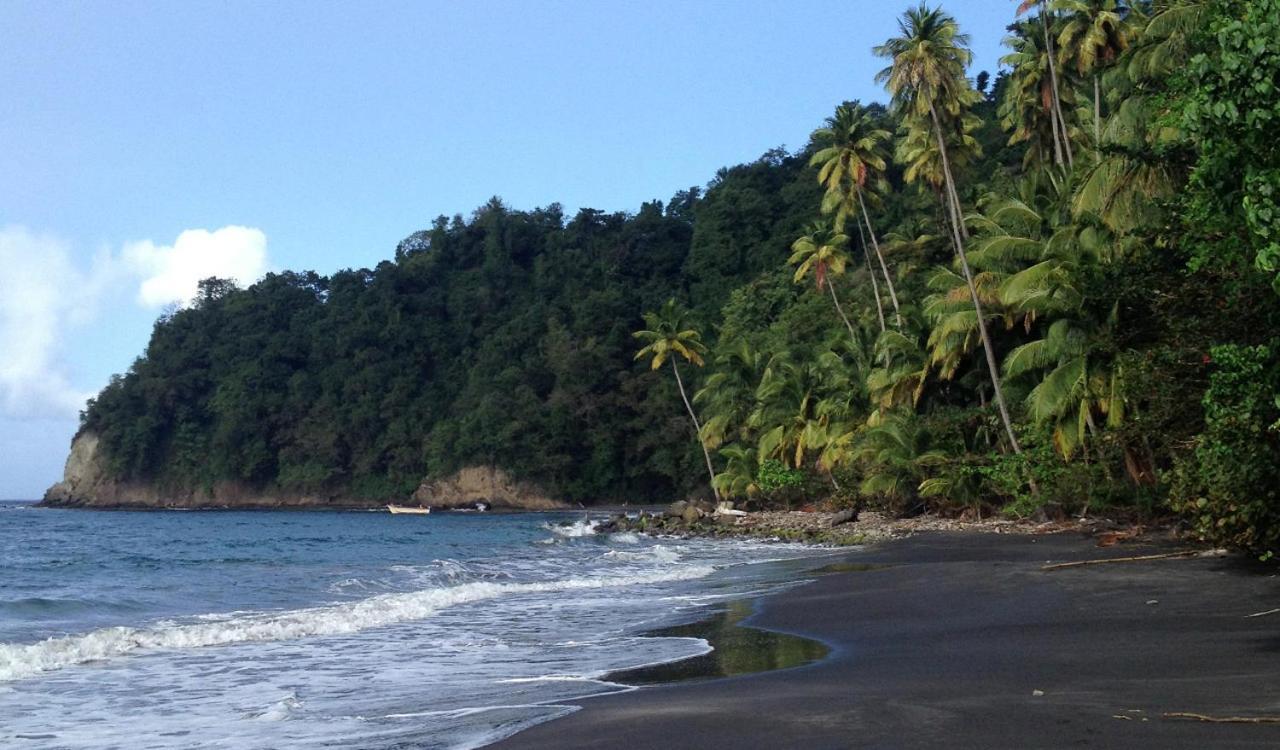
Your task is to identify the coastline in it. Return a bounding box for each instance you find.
[491,530,1280,749]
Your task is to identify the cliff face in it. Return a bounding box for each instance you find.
[411,466,569,510]
[41,433,568,510]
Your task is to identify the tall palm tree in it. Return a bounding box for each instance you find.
[1052,0,1133,149]
[875,3,1028,458]
[790,222,863,341]
[633,298,720,502]
[1017,0,1075,166]
[1001,19,1077,169]
[810,103,903,327]
[855,218,889,334]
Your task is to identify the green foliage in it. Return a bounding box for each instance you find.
[1181,0,1280,290]
[1170,344,1280,556]
[757,459,805,492]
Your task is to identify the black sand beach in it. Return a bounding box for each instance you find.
[493,532,1280,749]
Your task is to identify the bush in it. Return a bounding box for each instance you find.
[755,459,809,508]
[1170,344,1280,558]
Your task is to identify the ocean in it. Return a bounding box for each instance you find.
[0,501,834,749]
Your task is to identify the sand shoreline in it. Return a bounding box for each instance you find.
[491,530,1280,749]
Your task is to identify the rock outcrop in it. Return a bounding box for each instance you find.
[42,434,568,510]
[410,466,568,510]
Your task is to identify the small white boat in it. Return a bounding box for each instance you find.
[387,504,431,515]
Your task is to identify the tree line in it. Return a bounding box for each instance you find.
[635,0,1280,557]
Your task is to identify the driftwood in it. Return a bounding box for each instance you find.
[1041,549,1227,571]
[1163,712,1280,724]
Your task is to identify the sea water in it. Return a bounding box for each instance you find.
[0,501,833,749]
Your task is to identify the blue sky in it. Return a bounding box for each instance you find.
[0,0,1013,498]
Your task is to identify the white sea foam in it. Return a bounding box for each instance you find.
[609,532,641,544]
[602,545,682,564]
[244,693,303,721]
[0,565,714,683]
[544,518,599,537]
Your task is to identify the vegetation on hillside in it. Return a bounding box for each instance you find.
[82,1,1280,555]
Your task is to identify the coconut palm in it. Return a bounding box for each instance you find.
[789,221,863,340]
[1001,19,1079,168]
[750,352,852,471]
[875,4,1028,459]
[1125,0,1209,82]
[810,102,903,327]
[713,444,761,500]
[1016,0,1076,165]
[633,299,720,501]
[694,338,766,450]
[853,410,948,504]
[1052,0,1134,149]
[854,219,888,333]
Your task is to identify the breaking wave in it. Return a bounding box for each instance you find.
[0,565,714,683]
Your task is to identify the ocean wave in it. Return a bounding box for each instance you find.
[0,565,715,683]
[601,545,681,564]
[543,519,599,538]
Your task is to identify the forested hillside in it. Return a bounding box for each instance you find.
[79,0,1280,553]
[80,154,821,503]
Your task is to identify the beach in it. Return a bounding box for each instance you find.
[494,531,1280,749]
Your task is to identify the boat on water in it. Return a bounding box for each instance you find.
[386,504,431,515]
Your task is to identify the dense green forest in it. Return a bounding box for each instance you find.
[83,0,1280,554]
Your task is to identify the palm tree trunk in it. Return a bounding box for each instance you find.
[857,189,903,329]
[827,279,860,347]
[671,359,720,502]
[856,219,887,334]
[929,103,1025,458]
[1093,73,1102,151]
[1041,3,1074,167]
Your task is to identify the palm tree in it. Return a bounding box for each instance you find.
[1052,0,1133,149]
[810,103,903,326]
[854,218,889,334]
[633,299,720,502]
[875,4,1028,458]
[750,352,852,472]
[853,410,948,504]
[1016,0,1075,166]
[1125,1,1209,82]
[789,222,863,341]
[694,338,766,450]
[713,444,761,500]
[1001,19,1077,169]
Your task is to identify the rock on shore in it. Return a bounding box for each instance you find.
[600,502,1120,546]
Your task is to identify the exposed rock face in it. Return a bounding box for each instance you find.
[410,466,568,510]
[43,432,107,505]
[42,434,567,510]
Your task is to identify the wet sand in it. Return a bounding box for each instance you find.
[491,531,1280,749]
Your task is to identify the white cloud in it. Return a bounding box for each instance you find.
[123,226,269,307]
[0,226,108,419]
[0,224,271,421]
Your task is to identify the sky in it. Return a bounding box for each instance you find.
[0,0,1013,498]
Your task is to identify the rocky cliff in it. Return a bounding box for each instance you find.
[41,433,568,510]
[410,466,568,510]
